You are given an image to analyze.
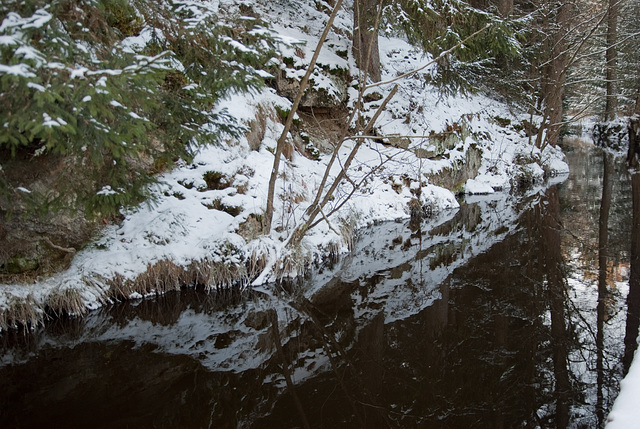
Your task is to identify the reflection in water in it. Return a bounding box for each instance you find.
[542,186,570,429]
[597,152,614,425]
[623,172,640,375]
[0,142,636,428]
[1,341,219,428]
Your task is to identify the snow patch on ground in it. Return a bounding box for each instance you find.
[606,345,640,428]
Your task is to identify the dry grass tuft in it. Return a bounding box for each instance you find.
[46,287,87,317]
[107,260,188,299]
[247,249,269,280]
[282,139,295,161]
[339,213,359,252]
[272,246,310,280]
[105,256,258,299]
[1,232,329,333]
[245,104,276,151]
[325,240,341,263]
[201,259,248,291]
[1,295,44,332]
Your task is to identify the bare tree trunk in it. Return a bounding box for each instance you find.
[353,0,382,82]
[623,172,640,375]
[281,25,487,248]
[498,0,514,17]
[604,0,619,121]
[263,0,344,234]
[288,84,398,247]
[628,82,640,167]
[542,1,573,148]
[629,118,640,168]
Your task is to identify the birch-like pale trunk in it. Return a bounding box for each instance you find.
[263,0,344,234]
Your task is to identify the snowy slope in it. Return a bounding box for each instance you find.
[0,0,568,325]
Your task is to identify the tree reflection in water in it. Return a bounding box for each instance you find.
[597,152,614,426]
[257,146,632,428]
[623,172,640,375]
[0,143,636,429]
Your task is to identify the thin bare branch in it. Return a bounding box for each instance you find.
[264,0,344,233]
[364,24,490,90]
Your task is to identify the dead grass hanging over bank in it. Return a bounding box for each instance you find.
[105,257,257,301]
[0,225,355,332]
[0,253,265,332]
[0,295,44,332]
[107,260,187,299]
[47,287,87,318]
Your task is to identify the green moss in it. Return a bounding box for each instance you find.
[305,143,320,160]
[5,256,40,274]
[282,56,295,68]
[492,116,512,127]
[274,106,300,125]
[452,181,466,195]
[178,180,195,190]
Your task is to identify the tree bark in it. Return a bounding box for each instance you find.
[623,173,640,376]
[628,82,640,168]
[629,117,640,168]
[604,0,619,121]
[541,1,573,148]
[498,0,514,17]
[353,0,382,83]
[636,80,640,114]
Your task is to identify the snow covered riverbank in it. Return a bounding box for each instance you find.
[5,1,640,426]
[607,352,640,428]
[0,0,569,328]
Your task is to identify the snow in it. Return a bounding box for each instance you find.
[0,35,17,46]
[0,63,35,78]
[41,113,67,127]
[0,9,52,33]
[96,186,118,196]
[465,178,495,194]
[121,27,164,54]
[0,186,547,377]
[606,347,640,428]
[26,81,45,92]
[0,0,570,324]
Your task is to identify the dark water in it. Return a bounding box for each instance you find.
[1,139,638,429]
